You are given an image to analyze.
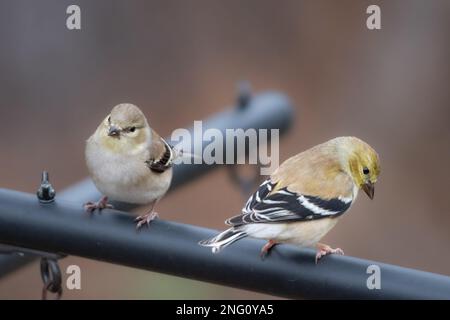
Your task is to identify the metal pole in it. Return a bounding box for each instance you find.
[0,90,294,276]
[0,188,449,299]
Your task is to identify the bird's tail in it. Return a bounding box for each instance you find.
[199,227,248,254]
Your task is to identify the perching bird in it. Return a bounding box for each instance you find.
[84,103,175,229]
[199,137,380,263]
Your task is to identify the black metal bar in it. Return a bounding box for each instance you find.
[0,254,35,276]
[0,90,294,276]
[0,188,449,299]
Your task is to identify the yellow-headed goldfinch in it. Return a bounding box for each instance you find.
[199,137,380,263]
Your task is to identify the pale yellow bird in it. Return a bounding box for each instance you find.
[199,137,380,263]
[84,103,174,229]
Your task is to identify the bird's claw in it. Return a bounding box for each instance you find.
[135,211,159,229]
[315,245,344,264]
[260,250,269,260]
[83,196,113,213]
[259,240,277,261]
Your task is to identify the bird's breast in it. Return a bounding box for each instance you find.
[85,139,172,204]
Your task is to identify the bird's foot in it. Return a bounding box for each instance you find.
[260,239,278,260]
[315,243,344,264]
[84,196,113,213]
[135,211,159,229]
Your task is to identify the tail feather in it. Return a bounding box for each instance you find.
[199,228,247,253]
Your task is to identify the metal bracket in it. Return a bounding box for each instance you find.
[36,171,63,299]
[40,257,62,300]
[227,82,265,196]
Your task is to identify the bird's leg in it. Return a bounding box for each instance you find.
[315,243,344,264]
[84,196,114,213]
[135,201,159,229]
[260,239,278,260]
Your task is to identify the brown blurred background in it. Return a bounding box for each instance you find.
[0,0,449,299]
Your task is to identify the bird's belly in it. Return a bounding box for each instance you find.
[244,218,339,247]
[94,171,172,204]
[86,145,172,204]
[282,218,339,247]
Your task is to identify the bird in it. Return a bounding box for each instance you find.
[84,103,175,229]
[199,136,380,263]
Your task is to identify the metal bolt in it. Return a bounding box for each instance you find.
[36,171,56,203]
[236,81,252,110]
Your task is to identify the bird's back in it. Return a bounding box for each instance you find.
[270,141,355,200]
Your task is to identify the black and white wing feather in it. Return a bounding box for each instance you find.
[226,179,352,226]
[146,138,175,173]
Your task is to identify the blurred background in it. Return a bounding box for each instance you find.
[0,0,449,299]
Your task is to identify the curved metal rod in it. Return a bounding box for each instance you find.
[0,188,449,299]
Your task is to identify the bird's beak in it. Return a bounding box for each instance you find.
[362,181,375,200]
[108,126,121,138]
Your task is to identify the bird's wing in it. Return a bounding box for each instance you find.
[146,130,175,173]
[225,179,352,226]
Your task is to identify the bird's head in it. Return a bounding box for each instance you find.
[97,103,151,154]
[338,137,380,199]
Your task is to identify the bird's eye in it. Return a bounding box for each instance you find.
[363,167,370,175]
[129,127,136,133]
[107,116,111,123]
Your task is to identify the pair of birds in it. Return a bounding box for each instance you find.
[85,103,380,262]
